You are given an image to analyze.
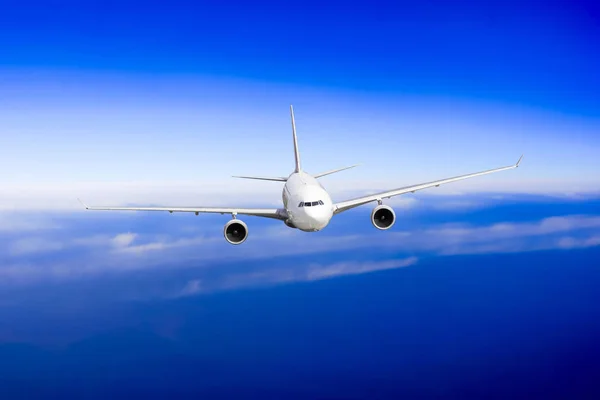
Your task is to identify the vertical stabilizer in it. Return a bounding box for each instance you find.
[290,105,302,172]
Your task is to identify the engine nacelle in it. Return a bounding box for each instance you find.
[371,204,396,230]
[223,219,249,245]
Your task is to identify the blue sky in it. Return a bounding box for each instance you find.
[1,0,599,210]
[1,1,600,398]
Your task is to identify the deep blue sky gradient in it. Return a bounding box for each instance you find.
[1,194,600,398]
[2,1,599,115]
[1,244,600,399]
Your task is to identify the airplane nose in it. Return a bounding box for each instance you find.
[304,204,332,230]
[305,205,321,217]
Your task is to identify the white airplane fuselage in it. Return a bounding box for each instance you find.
[282,171,334,232]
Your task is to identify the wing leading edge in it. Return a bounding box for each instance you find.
[78,199,288,220]
[334,155,523,214]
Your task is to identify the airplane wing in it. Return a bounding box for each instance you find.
[333,155,523,214]
[78,199,288,220]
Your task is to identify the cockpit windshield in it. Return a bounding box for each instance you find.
[298,200,324,207]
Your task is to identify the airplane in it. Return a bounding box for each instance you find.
[79,105,523,245]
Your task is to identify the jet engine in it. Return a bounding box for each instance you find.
[371,204,396,230]
[224,219,249,245]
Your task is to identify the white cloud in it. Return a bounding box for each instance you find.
[6,231,140,256]
[113,235,220,256]
[556,236,600,250]
[111,232,137,247]
[180,279,204,296]
[8,237,64,256]
[0,181,284,211]
[407,215,600,256]
[437,234,600,256]
[0,178,598,211]
[0,224,373,283]
[426,215,600,243]
[305,257,418,281]
[383,196,419,209]
[177,257,418,297]
[1,210,599,286]
[426,199,486,211]
[0,213,61,232]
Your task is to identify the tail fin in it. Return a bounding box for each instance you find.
[290,105,301,172]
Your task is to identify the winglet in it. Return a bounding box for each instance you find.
[516,154,524,167]
[77,198,89,210]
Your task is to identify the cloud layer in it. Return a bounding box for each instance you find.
[177,257,419,297]
[0,194,599,298]
[1,178,599,212]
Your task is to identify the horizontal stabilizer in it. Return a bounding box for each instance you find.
[232,175,287,182]
[314,164,360,179]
